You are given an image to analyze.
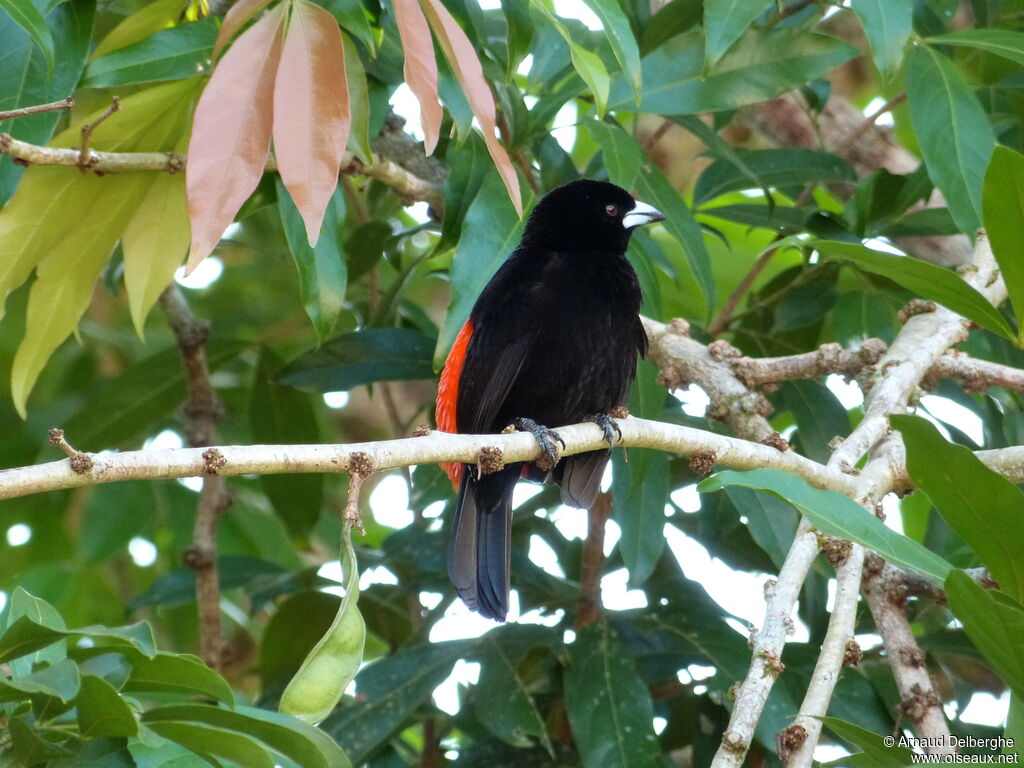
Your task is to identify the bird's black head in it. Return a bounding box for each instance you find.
[520,179,665,254]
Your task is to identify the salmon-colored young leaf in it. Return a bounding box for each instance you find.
[393,0,442,154]
[212,0,274,61]
[274,0,350,246]
[420,0,521,214]
[186,3,285,272]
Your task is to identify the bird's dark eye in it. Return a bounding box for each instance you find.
[605,204,618,217]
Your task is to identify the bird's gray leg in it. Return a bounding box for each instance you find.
[509,417,564,471]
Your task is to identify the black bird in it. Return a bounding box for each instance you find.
[435,179,665,620]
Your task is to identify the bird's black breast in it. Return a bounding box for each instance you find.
[456,247,644,435]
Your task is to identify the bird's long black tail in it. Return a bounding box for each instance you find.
[447,466,519,621]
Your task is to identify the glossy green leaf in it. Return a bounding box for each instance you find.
[699,468,954,583]
[435,172,523,368]
[610,28,857,114]
[143,720,276,768]
[581,0,642,97]
[0,657,79,702]
[533,3,610,115]
[703,0,774,71]
[781,381,850,464]
[62,341,244,450]
[322,641,465,764]
[439,134,490,252]
[277,179,348,343]
[83,18,217,87]
[817,717,914,767]
[850,0,912,80]
[564,620,660,768]
[905,45,994,238]
[250,348,323,535]
[0,615,156,665]
[639,0,701,56]
[473,628,554,753]
[726,487,798,569]
[983,146,1024,341]
[694,149,854,206]
[91,0,185,60]
[892,414,1024,603]
[500,0,533,80]
[1,587,67,678]
[144,704,351,768]
[124,652,234,704]
[813,240,1016,340]
[0,0,94,203]
[321,0,376,54]
[341,29,372,162]
[281,327,436,390]
[77,675,139,738]
[612,361,668,587]
[945,570,1024,699]
[0,0,55,77]
[929,28,1024,67]
[8,716,72,763]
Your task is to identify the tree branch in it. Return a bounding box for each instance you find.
[0,417,861,502]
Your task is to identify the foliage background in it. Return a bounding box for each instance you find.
[1,0,1023,765]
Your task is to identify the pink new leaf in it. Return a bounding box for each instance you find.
[393,0,442,154]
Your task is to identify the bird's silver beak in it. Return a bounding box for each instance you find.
[623,200,666,229]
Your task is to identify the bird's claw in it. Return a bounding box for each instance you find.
[512,417,564,471]
[588,412,622,449]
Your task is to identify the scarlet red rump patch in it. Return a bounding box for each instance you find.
[437,319,474,488]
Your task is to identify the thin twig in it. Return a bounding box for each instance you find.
[833,92,907,159]
[706,237,784,336]
[159,284,231,672]
[575,492,612,630]
[0,97,74,123]
[78,96,121,170]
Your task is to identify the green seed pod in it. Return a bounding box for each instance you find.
[280,524,366,725]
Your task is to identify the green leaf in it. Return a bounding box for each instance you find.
[77,675,139,738]
[612,361,668,587]
[1,587,67,677]
[698,468,954,584]
[82,18,217,87]
[9,716,72,763]
[439,134,491,252]
[0,658,80,702]
[610,28,857,114]
[581,0,642,97]
[144,704,351,768]
[781,380,850,464]
[435,172,522,368]
[726,487,799,569]
[533,3,610,115]
[983,146,1024,342]
[62,341,243,450]
[124,652,235,704]
[639,0,701,56]
[0,0,94,203]
[277,178,348,342]
[249,348,323,536]
[0,615,156,666]
[813,240,1016,341]
[91,0,186,60]
[281,327,436,391]
[850,0,912,80]
[321,641,465,764]
[564,620,660,768]
[694,149,855,206]
[945,570,1024,699]
[817,717,915,767]
[929,28,1024,67]
[341,30,372,163]
[892,414,1024,604]
[0,0,55,77]
[321,0,376,54]
[703,0,774,71]
[586,120,642,191]
[473,628,554,754]
[905,45,994,238]
[142,720,276,768]
[500,0,533,81]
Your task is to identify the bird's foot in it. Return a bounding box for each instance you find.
[511,417,564,472]
[587,412,623,449]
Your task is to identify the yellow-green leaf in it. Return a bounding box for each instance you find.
[91,0,187,60]
[123,168,190,339]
